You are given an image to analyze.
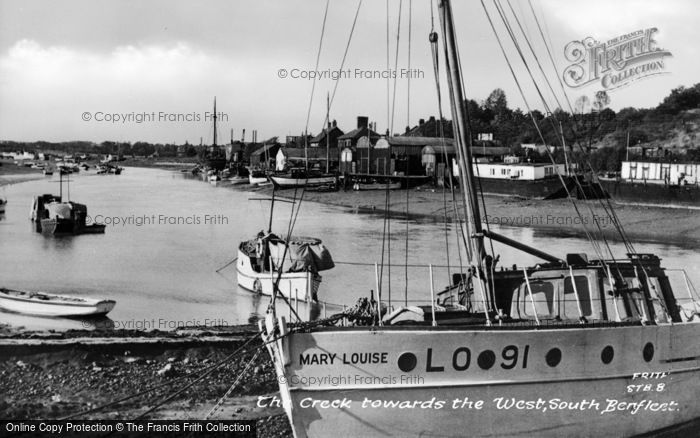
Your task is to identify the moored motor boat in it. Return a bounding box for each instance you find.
[0,287,116,317]
[237,233,334,302]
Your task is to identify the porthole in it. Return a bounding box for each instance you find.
[545,348,562,367]
[601,346,614,364]
[643,343,654,363]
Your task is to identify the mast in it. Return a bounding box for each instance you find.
[304,131,309,172]
[213,97,217,147]
[438,0,486,263]
[325,92,330,173]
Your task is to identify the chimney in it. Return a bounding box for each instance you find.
[242,129,246,142]
[429,116,436,122]
[357,116,369,129]
[419,118,425,125]
[230,129,234,144]
[405,126,410,133]
[332,119,337,128]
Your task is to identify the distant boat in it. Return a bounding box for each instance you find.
[0,197,6,214]
[248,169,269,185]
[352,177,402,191]
[43,168,53,176]
[30,173,106,236]
[228,175,249,185]
[0,287,115,317]
[269,168,337,189]
[208,170,221,182]
[38,202,106,235]
[202,97,228,171]
[96,164,122,175]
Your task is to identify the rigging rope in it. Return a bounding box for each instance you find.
[304,0,330,137]
[482,0,607,264]
[428,17,458,284]
[327,0,363,112]
[504,0,639,264]
[407,0,413,129]
[204,349,263,420]
[59,335,259,421]
[525,0,639,257]
[390,0,403,136]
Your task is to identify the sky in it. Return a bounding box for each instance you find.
[0,0,697,144]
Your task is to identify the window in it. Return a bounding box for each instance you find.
[563,276,592,317]
[522,281,555,318]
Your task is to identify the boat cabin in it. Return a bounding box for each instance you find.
[420,253,681,327]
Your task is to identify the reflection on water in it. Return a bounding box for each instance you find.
[0,167,697,331]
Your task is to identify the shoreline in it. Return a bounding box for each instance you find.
[3,163,698,246]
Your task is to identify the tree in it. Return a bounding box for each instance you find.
[657,84,700,114]
[485,88,509,121]
[574,95,590,115]
[592,90,611,112]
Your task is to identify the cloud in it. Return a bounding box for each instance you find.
[0,39,248,142]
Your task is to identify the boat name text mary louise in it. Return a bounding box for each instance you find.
[300,352,388,366]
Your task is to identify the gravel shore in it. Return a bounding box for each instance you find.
[0,325,292,437]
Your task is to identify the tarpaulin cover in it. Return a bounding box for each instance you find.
[266,235,334,273]
[46,202,72,219]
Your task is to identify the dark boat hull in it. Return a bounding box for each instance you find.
[206,157,227,171]
[599,179,700,206]
[474,176,569,199]
[39,218,106,236]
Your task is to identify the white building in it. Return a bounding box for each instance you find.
[452,159,565,180]
[621,161,699,185]
[476,162,566,180]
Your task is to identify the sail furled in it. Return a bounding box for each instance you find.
[266,235,335,273]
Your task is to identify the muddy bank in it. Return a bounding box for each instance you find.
[0,165,46,186]
[0,326,291,437]
[260,186,700,247]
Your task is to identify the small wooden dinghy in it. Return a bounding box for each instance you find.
[0,287,116,317]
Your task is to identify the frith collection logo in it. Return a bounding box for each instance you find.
[563,28,672,91]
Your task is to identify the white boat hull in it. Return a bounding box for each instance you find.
[0,293,116,317]
[270,175,336,189]
[249,175,269,185]
[237,250,320,302]
[264,319,700,437]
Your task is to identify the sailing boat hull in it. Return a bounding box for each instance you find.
[237,250,321,301]
[270,175,337,189]
[264,320,700,438]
